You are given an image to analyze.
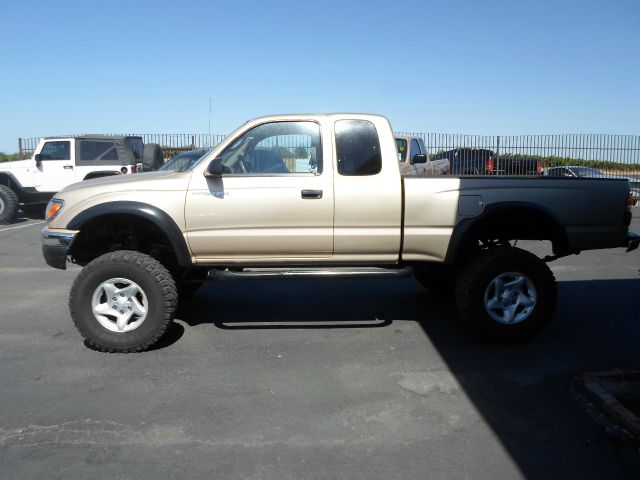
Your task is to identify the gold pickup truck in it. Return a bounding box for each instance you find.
[41,114,639,352]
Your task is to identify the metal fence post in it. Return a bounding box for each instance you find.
[18,138,23,159]
[496,135,500,161]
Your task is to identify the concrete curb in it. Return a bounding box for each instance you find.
[579,370,640,444]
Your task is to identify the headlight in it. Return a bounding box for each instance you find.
[46,199,64,222]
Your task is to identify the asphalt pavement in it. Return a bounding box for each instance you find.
[1,211,639,479]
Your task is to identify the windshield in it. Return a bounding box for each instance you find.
[160,149,210,172]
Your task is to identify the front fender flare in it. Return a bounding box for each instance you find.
[67,201,192,267]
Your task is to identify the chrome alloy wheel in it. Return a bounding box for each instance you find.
[0,196,5,214]
[91,278,148,333]
[483,272,537,325]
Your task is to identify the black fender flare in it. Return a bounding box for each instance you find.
[67,201,192,267]
[445,201,569,265]
[0,172,23,195]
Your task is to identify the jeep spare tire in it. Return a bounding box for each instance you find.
[142,143,164,171]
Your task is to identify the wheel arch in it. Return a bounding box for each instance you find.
[445,202,570,266]
[0,172,24,201]
[67,201,192,267]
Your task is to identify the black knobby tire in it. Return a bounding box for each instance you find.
[0,185,18,224]
[455,247,557,343]
[69,250,177,353]
[142,143,164,171]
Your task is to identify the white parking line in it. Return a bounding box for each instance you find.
[0,221,46,233]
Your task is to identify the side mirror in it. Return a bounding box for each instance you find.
[35,153,42,167]
[204,157,224,178]
[411,154,427,164]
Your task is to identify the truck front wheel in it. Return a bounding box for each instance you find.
[0,185,18,224]
[455,247,557,343]
[69,251,177,352]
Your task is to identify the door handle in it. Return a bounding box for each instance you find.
[301,189,323,199]
[63,165,74,170]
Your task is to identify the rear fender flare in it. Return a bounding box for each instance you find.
[445,202,569,265]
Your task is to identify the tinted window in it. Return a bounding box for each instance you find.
[410,139,421,159]
[80,141,115,161]
[336,120,381,176]
[219,122,322,175]
[396,138,407,162]
[40,141,70,160]
[126,138,144,160]
[102,148,119,160]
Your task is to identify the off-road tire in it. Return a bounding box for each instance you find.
[455,247,557,343]
[142,143,164,171]
[69,251,177,353]
[0,185,18,224]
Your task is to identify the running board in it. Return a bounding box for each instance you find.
[207,266,413,281]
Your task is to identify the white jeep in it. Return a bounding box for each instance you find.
[0,135,162,222]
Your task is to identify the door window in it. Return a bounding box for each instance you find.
[219,122,322,175]
[410,139,421,160]
[40,141,70,160]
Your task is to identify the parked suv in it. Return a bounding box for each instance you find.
[0,135,163,223]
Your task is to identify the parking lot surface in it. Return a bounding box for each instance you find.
[1,211,639,479]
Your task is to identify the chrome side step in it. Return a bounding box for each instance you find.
[207,266,413,281]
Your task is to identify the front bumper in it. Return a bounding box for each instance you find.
[628,232,640,253]
[42,228,77,270]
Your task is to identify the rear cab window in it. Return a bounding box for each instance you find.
[126,137,144,162]
[335,120,382,176]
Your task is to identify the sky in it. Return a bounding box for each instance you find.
[1,0,639,153]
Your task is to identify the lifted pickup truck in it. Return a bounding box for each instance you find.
[41,114,639,352]
[0,135,163,223]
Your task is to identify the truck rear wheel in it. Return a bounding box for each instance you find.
[0,185,18,224]
[69,251,177,352]
[455,247,557,343]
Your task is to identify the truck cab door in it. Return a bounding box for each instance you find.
[185,120,334,261]
[36,140,75,192]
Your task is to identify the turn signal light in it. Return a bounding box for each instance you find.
[486,157,494,175]
[626,194,634,207]
[46,199,64,222]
